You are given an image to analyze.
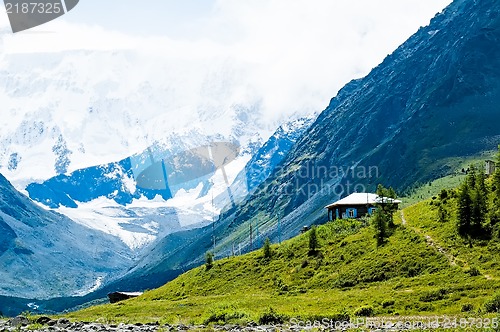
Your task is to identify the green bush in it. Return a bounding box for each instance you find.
[203,303,248,325]
[439,189,449,200]
[461,303,474,312]
[258,307,287,325]
[484,294,500,313]
[466,266,481,276]
[382,300,395,308]
[354,306,374,317]
[419,289,447,302]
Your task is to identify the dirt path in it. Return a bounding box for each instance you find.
[400,211,457,266]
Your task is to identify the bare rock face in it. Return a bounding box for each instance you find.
[8,315,29,327]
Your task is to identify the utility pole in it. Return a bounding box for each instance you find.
[278,212,282,244]
[250,224,253,250]
[212,191,215,255]
[255,220,259,248]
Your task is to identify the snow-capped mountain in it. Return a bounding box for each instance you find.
[26,115,315,251]
[0,173,133,299]
[0,49,273,188]
[0,111,313,311]
[230,116,316,199]
[0,44,316,307]
[26,132,252,249]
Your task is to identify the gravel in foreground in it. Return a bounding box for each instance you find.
[1,315,491,331]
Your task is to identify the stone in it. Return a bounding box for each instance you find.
[8,316,29,327]
[35,316,52,325]
[56,318,71,328]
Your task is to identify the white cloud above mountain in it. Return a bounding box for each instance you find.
[0,0,451,123]
[0,0,452,182]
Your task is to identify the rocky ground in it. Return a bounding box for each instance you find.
[1,317,290,332]
[0,315,491,331]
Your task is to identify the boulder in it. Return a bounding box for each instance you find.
[35,316,52,325]
[8,315,29,327]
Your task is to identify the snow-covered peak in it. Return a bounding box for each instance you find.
[0,50,275,187]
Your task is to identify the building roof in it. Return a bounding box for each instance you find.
[325,193,402,209]
[109,291,143,297]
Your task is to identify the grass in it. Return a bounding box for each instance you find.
[401,173,466,208]
[400,151,497,208]
[65,205,500,325]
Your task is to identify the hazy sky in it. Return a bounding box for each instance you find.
[0,0,453,126]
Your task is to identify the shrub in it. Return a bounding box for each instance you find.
[466,266,481,276]
[354,306,374,317]
[419,289,447,302]
[438,205,448,223]
[484,294,500,313]
[461,303,474,312]
[274,276,289,294]
[439,189,448,200]
[258,307,287,325]
[382,300,395,308]
[203,304,248,325]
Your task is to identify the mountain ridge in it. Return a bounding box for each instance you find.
[216,0,500,247]
[0,173,134,300]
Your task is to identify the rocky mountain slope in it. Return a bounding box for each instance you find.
[0,173,133,300]
[214,0,500,252]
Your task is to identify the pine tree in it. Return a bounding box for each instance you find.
[471,166,488,235]
[375,184,398,228]
[205,252,214,270]
[458,180,472,236]
[308,226,319,254]
[263,237,272,259]
[457,163,490,237]
[492,145,500,226]
[372,207,388,246]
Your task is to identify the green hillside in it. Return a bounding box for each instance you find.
[66,180,500,325]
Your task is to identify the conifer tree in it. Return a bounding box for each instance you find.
[263,237,272,259]
[372,207,388,246]
[492,146,500,226]
[308,226,319,254]
[458,178,473,236]
[471,166,488,235]
[375,184,398,228]
[205,252,214,270]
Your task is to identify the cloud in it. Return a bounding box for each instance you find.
[0,0,452,134]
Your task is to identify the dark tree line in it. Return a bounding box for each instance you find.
[458,146,500,238]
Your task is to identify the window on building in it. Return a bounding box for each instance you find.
[348,209,355,218]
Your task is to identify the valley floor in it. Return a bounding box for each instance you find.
[61,195,500,328]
